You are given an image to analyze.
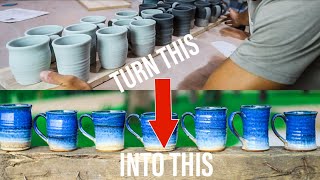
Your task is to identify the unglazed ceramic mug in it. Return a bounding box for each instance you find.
[139,3,158,15]
[79,110,126,151]
[96,26,128,69]
[6,35,51,85]
[141,9,164,19]
[0,104,32,151]
[271,111,318,151]
[167,5,193,36]
[126,112,179,152]
[194,1,212,27]
[25,25,63,63]
[63,23,98,64]
[181,107,227,152]
[152,13,174,46]
[33,110,78,152]
[228,105,271,151]
[108,10,142,26]
[52,34,91,81]
[129,19,156,57]
[80,15,107,28]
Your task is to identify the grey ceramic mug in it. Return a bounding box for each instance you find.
[141,9,164,19]
[6,35,51,85]
[52,34,91,81]
[129,19,156,57]
[63,23,98,64]
[80,15,107,28]
[96,26,128,69]
[25,25,63,63]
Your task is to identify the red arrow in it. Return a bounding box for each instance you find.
[149,79,179,148]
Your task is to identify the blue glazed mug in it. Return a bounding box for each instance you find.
[79,110,126,152]
[0,104,32,151]
[126,112,178,152]
[271,111,318,151]
[33,110,78,152]
[181,107,227,152]
[228,105,271,151]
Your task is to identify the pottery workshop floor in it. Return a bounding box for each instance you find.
[0,0,243,90]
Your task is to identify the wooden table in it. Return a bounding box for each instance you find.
[0,0,243,90]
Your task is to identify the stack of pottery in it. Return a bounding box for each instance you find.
[130,19,156,57]
[168,6,193,36]
[152,13,174,46]
[96,26,128,69]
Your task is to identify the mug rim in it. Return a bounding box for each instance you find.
[92,110,126,114]
[116,10,138,17]
[139,4,158,7]
[80,15,107,23]
[284,111,318,116]
[241,105,271,109]
[195,106,227,111]
[52,34,92,48]
[0,104,32,109]
[113,19,133,26]
[6,35,50,50]
[96,26,128,36]
[64,23,97,33]
[141,9,163,14]
[130,19,156,27]
[47,110,78,114]
[152,13,174,20]
[25,25,64,36]
[141,112,178,117]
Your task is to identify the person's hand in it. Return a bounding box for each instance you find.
[222,8,249,28]
[40,71,92,90]
[220,26,249,40]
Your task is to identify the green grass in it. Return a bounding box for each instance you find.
[31,91,320,148]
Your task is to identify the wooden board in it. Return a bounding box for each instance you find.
[78,0,131,11]
[1,147,320,179]
[0,19,224,90]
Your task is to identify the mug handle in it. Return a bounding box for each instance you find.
[157,7,166,13]
[181,112,197,145]
[204,7,212,21]
[108,19,117,26]
[33,113,49,144]
[125,114,144,144]
[49,35,60,41]
[134,16,143,20]
[228,111,245,144]
[172,2,179,8]
[167,8,173,14]
[97,23,106,29]
[271,113,288,145]
[214,5,222,17]
[157,1,164,5]
[79,114,96,143]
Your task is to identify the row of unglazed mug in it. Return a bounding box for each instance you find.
[0,104,318,152]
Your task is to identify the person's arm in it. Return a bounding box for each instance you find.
[203,59,285,90]
[40,71,92,90]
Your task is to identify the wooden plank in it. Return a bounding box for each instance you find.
[0,19,224,90]
[1,147,320,179]
[78,0,131,11]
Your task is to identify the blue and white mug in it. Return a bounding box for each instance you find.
[271,111,318,151]
[181,107,227,152]
[33,110,78,152]
[0,104,32,151]
[79,110,126,152]
[126,112,178,152]
[228,105,271,151]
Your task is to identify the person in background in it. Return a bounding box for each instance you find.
[204,0,320,89]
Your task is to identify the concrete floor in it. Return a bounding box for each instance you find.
[0,0,243,90]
